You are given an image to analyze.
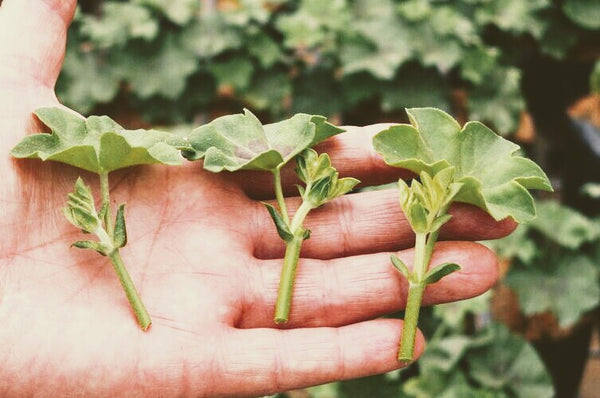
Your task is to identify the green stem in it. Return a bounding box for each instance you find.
[273,167,290,225]
[274,201,312,323]
[398,282,426,364]
[274,231,304,323]
[109,250,152,331]
[99,172,113,237]
[99,171,151,331]
[398,232,436,363]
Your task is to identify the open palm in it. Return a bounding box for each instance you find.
[0,1,514,396]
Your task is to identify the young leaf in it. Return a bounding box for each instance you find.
[373,108,552,222]
[183,109,344,172]
[424,262,461,284]
[391,254,411,280]
[429,214,453,233]
[263,202,293,242]
[63,177,102,234]
[11,107,187,173]
[113,204,127,249]
[296,149,360,208]
[72,240,112,256]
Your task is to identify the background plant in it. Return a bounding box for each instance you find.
[60,0,599,134]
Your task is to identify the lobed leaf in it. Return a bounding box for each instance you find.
[11,107,187,174]
[373,108,552,222]
[183,109,344,172]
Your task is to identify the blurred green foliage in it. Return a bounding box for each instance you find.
[59,0,599,133]
[489,200,600,328]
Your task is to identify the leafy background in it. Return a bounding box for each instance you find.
[56,0,600,397]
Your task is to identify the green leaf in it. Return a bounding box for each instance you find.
[11,107,187,173]
[63,177,102,233]
[208,56,254,92]
[474,0,550,39]
[391,254,411,280]
[180,16,242,58]
[466,323,554,398]
[295,149,360,208]
[56,36,121,113]
[113,204,127,249]
[433,292,492,332]
[295,149,333,184]
[424,262,460,284]
[114,33,198,100]
[134,0,199,25]
[72,240,112,256]
[408,202,429,233]
[430,214,452,233]
[467,67,525,134]
[529,200,600,249]
[563,0,600,30]
[340,0,413,79]
[275,0,351,49]
[80,2,159,48]
[505,254,600,328]
[380,65,450,112]
[185,109,344,172]
[263,203,293,242]
[372,108,552,222]
[592,60,600,93]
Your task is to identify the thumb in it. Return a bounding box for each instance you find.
[0,0,77,89]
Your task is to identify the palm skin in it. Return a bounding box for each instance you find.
[0,1,514,396]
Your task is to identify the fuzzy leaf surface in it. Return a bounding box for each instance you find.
[372,107,552,222]
[184,109,344,172]
[11,107,187,173]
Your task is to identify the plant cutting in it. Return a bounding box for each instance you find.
[372,107,553,363]
[11,107,188,330]
[182,109,359,323]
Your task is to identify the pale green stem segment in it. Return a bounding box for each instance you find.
[100,172,113,236]
[108,250,152,330]
[99,172,152,331]
[398,231,437,363]
[273,167,290,225]
[274,201,312,323]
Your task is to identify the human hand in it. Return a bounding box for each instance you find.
[0,1,514,396]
